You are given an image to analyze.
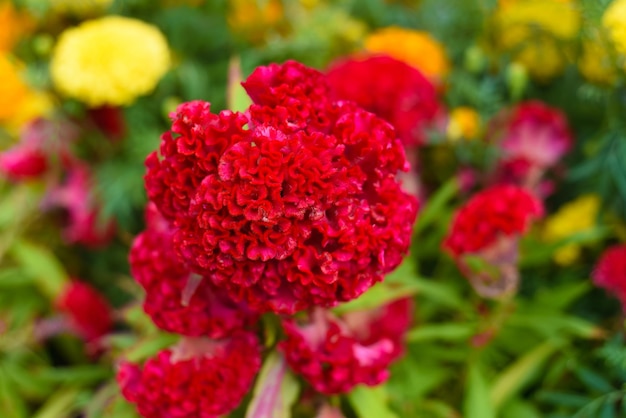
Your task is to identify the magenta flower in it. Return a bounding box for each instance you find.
[592,244,626,310]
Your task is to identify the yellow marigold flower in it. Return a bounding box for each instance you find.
[447,107,481,141]
[493,0,580,80]
[47,0,112,17]
[50,16,170,107]
[0,1,33,52]
[228,0,284,45]
[603,0,626,67]
[578,33,619,85]
[365,26,449,84]
[543,195,600,265]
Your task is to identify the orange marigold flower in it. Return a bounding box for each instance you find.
[0,1,33,52]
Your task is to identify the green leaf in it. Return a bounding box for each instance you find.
[9,240,68,300]
[464,362,495,418]
[0,367,28,418]
[124,333,179,363]
[333,281,420,315]
[227,55,252,113]
[406,323,476,343]
[347,385,399,418]
[245,351,300,418]
[574,366,614,393]
[32,387,81,418]
[490,340,562,410]
[36,366,112,385]
[414,178,459,235]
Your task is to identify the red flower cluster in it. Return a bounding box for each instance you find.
[144,60,418,314]
[443,185,543,256]
[592,244,626,310]
[326,55,441,147]
[129,204,258,338]
[56,280,113,342]
[118,331,261,418]
[280,298,412,394]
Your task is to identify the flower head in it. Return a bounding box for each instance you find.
[50,16,170,107]
[118,331,261,418]
[56,280,113,342]
[145,61,418,314]
[447,106,481,141]
[364,26,449,85]
[0,2,32,52]
[326,55,441,147]
[129,204,258,337]
[592,244,626,310]
[280,298,412,394]
[443,185,543,257]
[603,0,626,60]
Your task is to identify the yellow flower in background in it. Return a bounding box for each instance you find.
[578,33,618,85]
[50,16,170,107]
[447,107,481,141]
[543,195,600,265]
[228,0,284,44]
[47,0,112,17]
[0,54,52,132]
[603,0,626,67]
[365,26,449,84]
[493,0,580,81]
[0,1,33,52]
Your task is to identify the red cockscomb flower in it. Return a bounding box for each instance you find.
[144,60,418,314]
[280,298,412,394]
[592,244,626,310]
[117,331,261,418]
[129,203,258,337]
[0,144,47,180]
[443,185,543,257]
[56,280,113,342]
[326,55,441,147]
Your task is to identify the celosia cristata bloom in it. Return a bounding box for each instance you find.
[364,26,449,85]
[489,100,573,170]
[118,331,261,418]
[544,195,600,265]
[50,16,170,107]
[280,298,412,394]
[326,55,441,147]
[145,60,418,314]
[56,280,113,342]
[493,0,580,80]
[443,185,543,257]
[592,244,626,310]
[0,143,47,180]
[129,204,258,337]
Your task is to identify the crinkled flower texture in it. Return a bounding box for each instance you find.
[364,26,449,85]
[145,60,418,314]
[129,203,258,337]
[280,298,412,394]
[56,280,113,342]
[50,16,170,107]
[443,185,543,257]
[326,55,441,147]
[592,244,626,310]
[118,332,261,418]
[490,100,572,170]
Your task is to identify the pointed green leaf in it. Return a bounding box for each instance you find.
[9,240,68,300]
[227,55,252,113]
[464,362,495,418]
[347,385,399,418]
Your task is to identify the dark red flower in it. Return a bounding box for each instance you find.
[129,203,258,338]
[144,61,418,314]
[280,298,412,394]
[88,106,126,140]
[326,55,441,147]
[56,280,113,342]
[443,185,543,257]
[592,244,626,310]
[117,331,261,418]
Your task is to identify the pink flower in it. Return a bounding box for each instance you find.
[592,245,626,310]
[279,298,412,394]
[144,61,418,314]
[117,331,261,418]
[326,55,441,147]
[129,203,258,338]
[43,162,115,247]
[0,144,47,180]
[490,101,572,169]
[56,280,113,342]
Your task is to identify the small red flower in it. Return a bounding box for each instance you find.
[443,185,543,257]
[0,144,47,180]
[280,298,412,394]
[592,245,626,310]
[117,331,261,418]
[326,55,441,147]
[144,61,418,314]
[56,280,113,342]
